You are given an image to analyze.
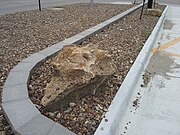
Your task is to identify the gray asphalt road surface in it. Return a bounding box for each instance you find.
[0,0,180,15]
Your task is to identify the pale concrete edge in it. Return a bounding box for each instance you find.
[94,6,169,135]
[2,3,145,135]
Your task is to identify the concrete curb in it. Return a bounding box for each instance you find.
[94,6,169,135]
[2,3,146,135]
[136,6,169,65]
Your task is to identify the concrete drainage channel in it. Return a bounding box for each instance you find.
[1,3,168,135]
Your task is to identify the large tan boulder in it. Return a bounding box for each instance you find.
[41,44,116,111]
[145,8,162,17]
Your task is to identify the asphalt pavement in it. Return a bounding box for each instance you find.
[0,0,129,15]
[0,0,180,15]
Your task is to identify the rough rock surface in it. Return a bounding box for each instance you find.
[41,44,116,111]
[145,8,162,17]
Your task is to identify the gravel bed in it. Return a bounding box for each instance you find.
[28,5,165,135]
[0,3,134,135]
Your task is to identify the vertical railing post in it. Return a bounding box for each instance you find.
[140,0,146,20]
[147,0,153,8]
[38,0,41,11]
[154,0,156,7]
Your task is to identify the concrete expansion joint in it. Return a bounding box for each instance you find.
[16,113,40,131]
[135,61,145,67]
[3,83,26,89]
[2,97,28,104]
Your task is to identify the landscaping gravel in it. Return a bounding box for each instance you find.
[0,3,134,135]
[28,5,165,135]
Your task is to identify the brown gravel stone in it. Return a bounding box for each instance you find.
[0,3,134,135]
[28,4,165,135]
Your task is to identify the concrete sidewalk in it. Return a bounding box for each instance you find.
[116,6,180,135]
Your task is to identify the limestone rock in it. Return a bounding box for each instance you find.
[41,44,116,111]
[145,8,162,17]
